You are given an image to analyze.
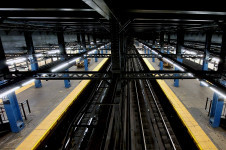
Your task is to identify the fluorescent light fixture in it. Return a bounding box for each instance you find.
[35,54,43,57]
[69,58,80,64]
[210,87,226,99]
[174,64,185,71]
[6,57,26,65]
[163,58,174,64]
[88,50,96,54]
[48,50,60,54]
[212,57,220,62]
[22,79,35,86]
[187,73,194,77]
[200,81,208,87]
[0,86,20,98]
[152,50,158,54]
[52,63,69,72]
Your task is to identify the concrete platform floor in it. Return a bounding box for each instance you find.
[147,57,226,150]
[0,57,106,149]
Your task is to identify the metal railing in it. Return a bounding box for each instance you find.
[0,104,8,124]
[0,99,31,124]
[205,97,212,116]
[19,99,31,120]
[205,97,226,118]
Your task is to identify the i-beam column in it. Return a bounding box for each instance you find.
[1,36,24,133]
[200,30,212,86]
[24,31,42,88]
[209,27,226,127]
[57,31,71,88]
[159,31,164,70]
[174,28,184,87]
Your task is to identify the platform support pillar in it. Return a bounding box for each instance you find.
[174,58,183,87]
[167,33,170,54]
[57,30,71,88]
[152,51,155,62]
[84,57,88,71]
[167,48,170,54]
[77,33,81,54]
[209,93,224,127]
[218,26,226,72]
[95,50,98,62]
[0,37,10,77]
[24,31,42,88]
[105,45,108,53]
[63,68,71,88]
[159,31,164,70]
[30,58,42,88]
[201,30,212,86]
[81,33,87,52]
[3,92,24,132]
[174,28,184,87]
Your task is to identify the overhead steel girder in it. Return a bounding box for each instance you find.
[85,54,111,58]
[34,71,111,80]
[33,72,194,80]
[7,70,221,80]
[122,72,195,79]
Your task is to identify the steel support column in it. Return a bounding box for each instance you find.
[3,92,24,132]
[81,33,87,52]
[152,51,155,62]
[77,33,81,53]
[218,26,226,72]
[24,31,42,88]
[0,37,9,78]
[120,32,126,73]
[57,31,71,88]
[95,50,98,62]
[159,31,164,70]
[84,57,88,71]
[105,45,108,53]
[93,32,97,47]
[201,30,212,86]
[209,92,224,128]
[167,34,170,54]
[209,80,226,127]
[111,19,121,74]
[174,28,184,87]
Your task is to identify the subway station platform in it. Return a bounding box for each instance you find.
[143,54,226,150]
[0,57,107,150]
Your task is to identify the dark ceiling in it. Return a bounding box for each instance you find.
[0,0,226,35]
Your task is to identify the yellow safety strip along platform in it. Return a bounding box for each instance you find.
[143,58,217,150]
[16,58,109,150]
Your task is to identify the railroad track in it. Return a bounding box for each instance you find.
[60,47,181,150]
[127,49,181,150]
[62,64,112,150]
